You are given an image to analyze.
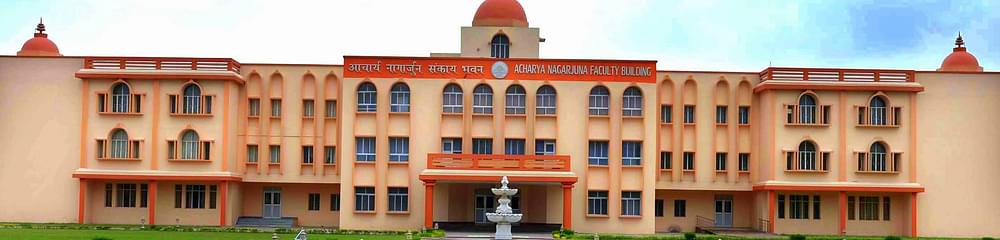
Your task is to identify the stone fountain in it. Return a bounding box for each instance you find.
[486,176,522,240]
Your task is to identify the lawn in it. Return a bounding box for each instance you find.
[0,228,409,240]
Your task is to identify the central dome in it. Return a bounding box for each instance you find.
[17,19,61,57]
[938,34,983,72]
[472,0,529,27]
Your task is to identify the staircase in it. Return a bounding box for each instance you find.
[694,215,758,234]
[235,216,297,228]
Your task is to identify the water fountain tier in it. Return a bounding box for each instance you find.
[486,176,523,240]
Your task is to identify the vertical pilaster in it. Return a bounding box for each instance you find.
[561,183,573,230]
[424,181,435,229]
[149,181,157,225]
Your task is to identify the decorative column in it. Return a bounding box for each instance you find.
[78,180,86,224]
[424,181,435,229]
[561,183,573,230]
[838,191,846,235]
[219,181,228,226]
[149,181,157,225]
[910,192,918,237]
[767,190,775,233]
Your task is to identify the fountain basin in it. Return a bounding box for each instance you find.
[491,188,518,196]
[485,213,522,223]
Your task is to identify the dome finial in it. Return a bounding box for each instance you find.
[35,17,46,34]
[955,32,965,48]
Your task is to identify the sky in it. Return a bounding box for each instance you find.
[0,0,997,72]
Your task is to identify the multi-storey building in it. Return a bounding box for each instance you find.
[1,0,998,237]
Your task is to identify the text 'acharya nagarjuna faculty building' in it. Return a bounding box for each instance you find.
[1,0,998,237]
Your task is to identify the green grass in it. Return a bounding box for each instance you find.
[557,232,989,240]
[0,228,409,240]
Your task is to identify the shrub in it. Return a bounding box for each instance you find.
[789,234,806,240]
[983,238,995,240]
[885,236,901,240]
[684,232,696,240]
[93,237,112,240]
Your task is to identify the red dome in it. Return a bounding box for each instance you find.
[472,0,529,27]
[17,20,61,57]
[938,34,982,72]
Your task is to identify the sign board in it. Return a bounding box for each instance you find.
[344,56,657,83]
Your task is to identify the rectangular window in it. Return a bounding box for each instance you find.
[859,196,879,220]
[390,88,410,113]
[473,138,493,154]
[621,191,642,216]
[389,137,409,162]
[738,106,750,124]
[534,140,556,155]
[883,197,891,221]
[140,184,148,208]
[303,100,315,117]
[325,100,337,118]
[174,185,182,208]
[789,195,809,219]
[716,106,728,124]
[355,187,375,212]
[356,137,376,162]
[330,194,340,211]
[104,183,113,207]
[622,141,642,166]
[184,185,206,209]
[655,199,664,217]
[660,105,672,123]
[270,99,282,117]
[248,98,260,117]
[589,93,609,116]
[587,191,608,215]
[504,139,525,155]
[302,146,314,164]
[209,185,217,209]
[847,196,856,220]
[324,146,336,164]
[778,195,785,219]
[813,195,821,219]
[308,193,320,211]
[715,152,727,171]
[442,138,463,154]
[683,152,695,170]
[738,153,749,171]
[659,151,672,170]
[115,183,137,208]
[588,141,609,166]
[683,105,695,123]
[674,199,687,217]
[247,145,258,163]
[269,145,280,164]
[388,187,409,212]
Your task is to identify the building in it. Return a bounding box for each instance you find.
[0,0,998,237]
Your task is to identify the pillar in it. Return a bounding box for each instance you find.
[561,183,573,230]
[838,191,846,235]
[219,181,228,226]
[148,181,157,225]
[910,192,917,237]
[767,190,775,233]
[424,181,435,229]
[78,180,86,224]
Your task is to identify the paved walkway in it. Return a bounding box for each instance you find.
[441,231,554,240]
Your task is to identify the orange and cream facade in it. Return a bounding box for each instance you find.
[0,0,998,238]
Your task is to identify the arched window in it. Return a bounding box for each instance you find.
[589,86,610,116]
[473,84,493,114]
[869,96,887,125]
[505,85,526,114]
[536,85,557,115]
[110,129,129,159]
[870,142,887,171]
[797,141,817,170]
[390,83,410,112]
[111,83,131,113]
[182,84,202,114]
[622,87,643,116]
[490,34,510,58]
[442,84,464,113]
[357,82,377,112]
[798,94,817,124]
[181,130,200,160]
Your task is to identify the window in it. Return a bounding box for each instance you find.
[140,184,148,208]
[813,195,821,219]
[738,106,750,124]
[209,185,217,209]
[111,83,131,113]
[248,98,260,117]
[587,191,608,215]
[738,153,749,171]
[174,185,181,208]
[180,130,200,160]
[683,105,695,123]
[109,129,129,159]
[869,142,887,172]
[247,145,258,163]
[588,86,610,116]
[859,196,879,220]
[715,152,727,171]
[182,84,202,114]
[621,191,642,216]
[472,84,493,114]
[442,138,463,154]
[302,146,314,164]
[269,145,280,163]
[443,84,464,113]
[674,199,687,217]
[797,141,817,170]
[622,141,642,166]
[271,99,282,117]
[390,83,410,112]
[472,138,493,154]
[104,184,113,207]
[798,94,817,124]
[357,83,377,112]
[869,96,887,125]
[325,100,337,118]
[356,137,375,162]
[655,199,664,217]
[355,187,375,211]
[622,87,643,116]
[536,85,557,115]
[308,193,320,211]
[389,137,409,162]
[535,140,555,155]
[324,146,336,164]
[659,151,672,170]
[682,152,695,170]
[504,139,525,155]
[777,195,785,219]
[490,34,510,58]
[588,141,609,166]
[660,105,672,123]
[847,196,856,220]
[883,197,891,221]
[116,183,137,208]
[716,106,728,124]
[388,187,409,212]
[184,184,206,209]
[303,99,315,117]
[330,194,340,211]
[789,195,810,219]
[505,85,526,114]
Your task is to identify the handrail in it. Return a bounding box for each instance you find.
[427,153,571,171]
[758,218,770,232]
[760,67,915,82]
[695,215,714,229]
[83,57,241,74]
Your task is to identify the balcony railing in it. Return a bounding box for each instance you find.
[427,153,570,171]
[784,150,830,172]
[855,151,901,173]
[785,104,831,126]
[856,105,902,127]
[83,57,241,74]
[760,67,915,83]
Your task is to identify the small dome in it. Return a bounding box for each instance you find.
[472,0,528,27]
[938,34,982,72]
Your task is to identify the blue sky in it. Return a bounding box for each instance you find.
[0,0,996,71]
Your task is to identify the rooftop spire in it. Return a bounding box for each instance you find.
[954,32,965,48]
[35,17,46,34]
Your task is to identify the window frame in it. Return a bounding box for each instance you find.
[536,85,557,115]
[389,137,409,162]
[387,187,409,212]
[587,191,609,215]
[622,87,643,116]
[588,141,609,166]
[505,85,526,115]
[356,137,376,162]
[622,141,642,166]
[621,191,642,216]
[354,187,376,212]
[588,86,610,116]
[472,84,493,114]
[390,83,410,113]
[356,83,377,112]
